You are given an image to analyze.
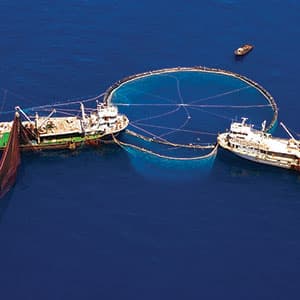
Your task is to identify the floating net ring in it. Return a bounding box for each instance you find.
[103,66,278,161]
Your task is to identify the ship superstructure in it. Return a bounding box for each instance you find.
[218,118,300,171]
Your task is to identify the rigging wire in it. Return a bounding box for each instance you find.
[190,85,252,104]
[132,123,217,137]
[188,106,234,121]
[26,92,104,111]
[0,89,8,114]
[129,122,170,143]
[159,115,190,138]
[132,106,181,124]
[0,92,105,115]
[113,103,272,108]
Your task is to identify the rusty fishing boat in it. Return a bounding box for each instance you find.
[0,101,129,197]
[234,44,254,56]
[0,102,129,151]
[218,118,300,171]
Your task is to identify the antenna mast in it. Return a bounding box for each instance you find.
[15,106,32,123]
[280,122,296,140]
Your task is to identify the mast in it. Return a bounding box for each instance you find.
[80,102,86,122]
[15,106,32,123]
[280,122,296,141]
[80,102,88,132]
[261,120,266,131]
[241,117,248,125]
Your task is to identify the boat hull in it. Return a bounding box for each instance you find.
[234,44,254,56]
[0,116,128,152]
[218,133,300,172]
[233,150,300,171]
[0,103,129,152]
[0,132,122,152]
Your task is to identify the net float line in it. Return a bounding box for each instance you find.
[112,133,219,161]
[125,129,215,149]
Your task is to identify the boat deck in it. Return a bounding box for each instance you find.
[37,116,82,136]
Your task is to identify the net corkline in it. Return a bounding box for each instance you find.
[111,133,219,161]
[103,66,278,160]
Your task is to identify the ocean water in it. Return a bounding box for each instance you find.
[1,1,300,299]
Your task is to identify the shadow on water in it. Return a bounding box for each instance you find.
[21,141,122,161]
[123,145,217,182]
[234,55,244,62]
[233,52,254,62]
[215,147,300,183]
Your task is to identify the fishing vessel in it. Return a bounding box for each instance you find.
[0,101,129,197]
[218,118,300,171]
[0,102,129,151]
[234,44,254,56]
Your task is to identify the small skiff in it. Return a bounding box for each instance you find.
[234,44,254,56]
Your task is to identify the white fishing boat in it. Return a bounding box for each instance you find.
[218,118,300,171]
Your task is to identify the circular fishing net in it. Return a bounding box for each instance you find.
[0,66,278,180]
[104,66,278,161]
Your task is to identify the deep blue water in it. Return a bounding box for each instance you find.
[1,1,300,299]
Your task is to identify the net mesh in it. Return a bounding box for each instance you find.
[0,115,21,198]
[0,114,37,198]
